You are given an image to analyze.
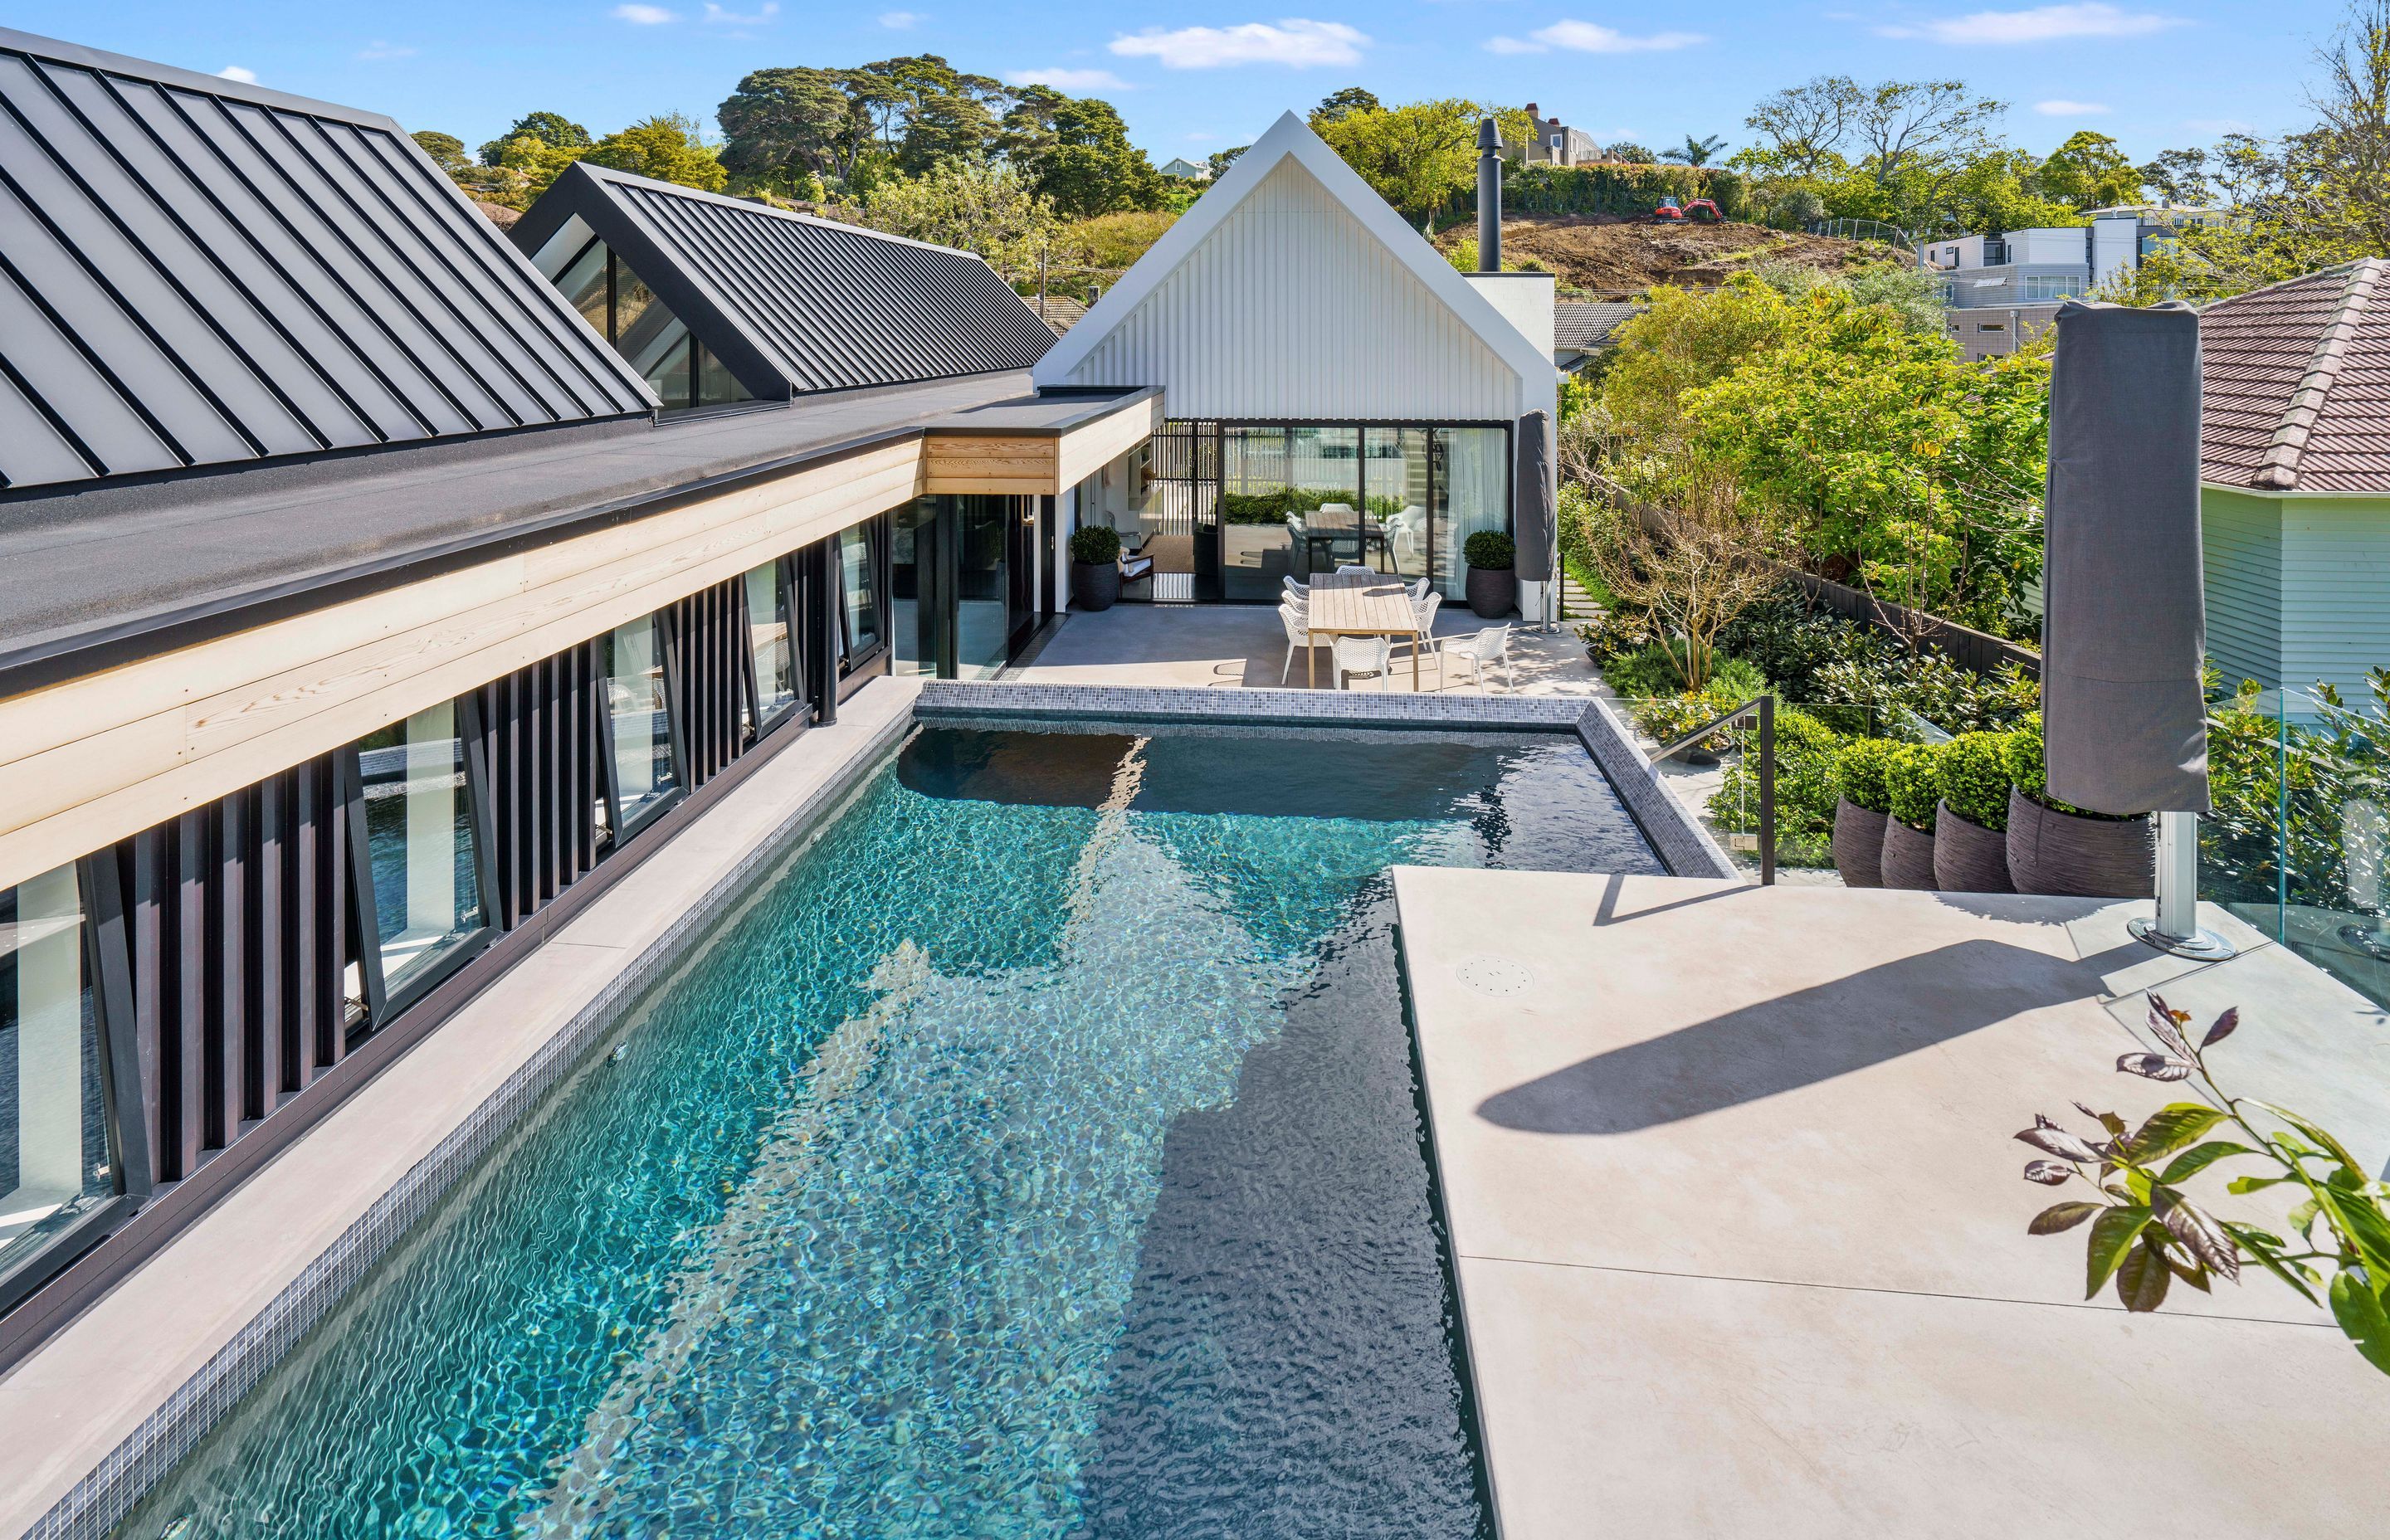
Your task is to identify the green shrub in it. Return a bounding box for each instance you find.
[1069,524,1120,565]
[1884,743,1941,832]
[1462,529,1515,569]
[1714,587,1859,700]
[1710,655,1768,701]
[1711,705,1842,867]
[1836,738,1900,815]
[1601,640,1685,699]
[1937,731,2013,831]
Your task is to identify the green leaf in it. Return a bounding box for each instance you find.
[2159,1141,2258,1183]
[2227,1174,2300,1195]
[2115,1239,2173,1311]
[2029,1201,2101,1235]
[2314,1185,2390,1275]
[2085,1206,2149,1299]
[2247,1100,2363,1172]
[2224,1224,2321,1305]
[2124,1102,2227,1162]
[2327,1271,2390,1377]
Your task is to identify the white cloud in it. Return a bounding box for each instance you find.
[1006,67,1132,91]
[702,1,777,20]
[879,10,920,27]
[1110,20,1367,69]
[216,65,258,83]
[612,4,679,23]
[2034,99,2111,115]
[1485,20,1706,54]
[1879,3,2184,44]
[356,41,417,60]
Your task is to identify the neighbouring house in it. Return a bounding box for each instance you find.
[1036,111,1558,613]
[2197,259,2390,706]
[1944,302,2062,361]
[1158,157,1211,181]
[1511,102,1599,167]
[1030,294,1090,335]
[1554,300,1641,373]
[1925,205,2230,308]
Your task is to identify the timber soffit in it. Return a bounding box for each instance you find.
[0,28,656,497]
[514,162,1056,402]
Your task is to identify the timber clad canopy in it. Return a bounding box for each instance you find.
[0,30,656,495]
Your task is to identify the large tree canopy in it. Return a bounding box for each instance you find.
[583,113,725,193]
[1314,100,1531,227]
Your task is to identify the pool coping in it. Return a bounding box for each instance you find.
[2,678,1727,1540]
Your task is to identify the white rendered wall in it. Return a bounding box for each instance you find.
[1045,157,1532,423]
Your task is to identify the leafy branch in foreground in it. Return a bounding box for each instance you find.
[2015,995,2390,1375]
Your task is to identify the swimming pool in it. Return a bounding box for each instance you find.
[115,719,1662,1539]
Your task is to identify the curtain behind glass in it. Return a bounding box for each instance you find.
[744,562,797,724]
[1435,428,1510,600]
[358,703,483,997]
[607,617,680,825]
[1367,427,1432,583]
[0,865,110,1274]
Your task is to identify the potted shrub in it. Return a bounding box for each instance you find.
[2002,716,2153,898]
[1069,524,1122,612]
[1880,743,1941,889]
[1462,529,1517,619]
[1831,738,1897,889]
[1933,730,2015,894]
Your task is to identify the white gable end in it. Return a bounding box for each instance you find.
[1034,114,1549,425]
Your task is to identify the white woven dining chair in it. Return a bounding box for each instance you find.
[1401,591,1441,675]
[1441,625,1514,693]
[1408,576,1430,602]
[1282,576,1309,598]
[1332,635,1392,691]
[1334,563,1375,578]
[1276,600,1314,685]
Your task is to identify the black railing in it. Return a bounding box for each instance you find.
[1648,694,1776,885]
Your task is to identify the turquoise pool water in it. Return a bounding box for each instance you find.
[116,720,1661,1540]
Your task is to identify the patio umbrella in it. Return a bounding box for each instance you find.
[1514,408,1555,626]
[2043,300,2209,816]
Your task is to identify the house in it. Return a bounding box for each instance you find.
[0,26,1154,1338]
[1035,110,1558,613]
[1926,205,2230,308]
[1158,157,1211,181]
[1514,102,1599,167]
[1944,303,2062,361]
[2197,258,2390,704]
[1554,300,1641,373]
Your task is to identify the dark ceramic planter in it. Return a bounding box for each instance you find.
[1832,797,1887,888]
[2005,787,2153,898]
[1071,560,1119,612]
[1933,800,2013,894]
[1466,564,1516,620]
[1880,816,1939,889]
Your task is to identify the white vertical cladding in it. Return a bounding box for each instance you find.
[1060,158,1524,422]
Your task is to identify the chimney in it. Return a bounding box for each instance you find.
[1476,116,1502,272]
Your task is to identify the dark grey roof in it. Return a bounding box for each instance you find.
[1554,300,1640,352]
[0,29,655,498]
[0,373,1152,693]
[513,163,1054,402]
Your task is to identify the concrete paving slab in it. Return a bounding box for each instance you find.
[1393,870,2388,1539]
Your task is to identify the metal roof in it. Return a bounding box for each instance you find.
[513,162,1055,401]
[2201,260,2390,494]
[0,29,656,497]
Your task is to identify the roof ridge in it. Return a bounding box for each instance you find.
[2254,258,2385,490]
[580,163,996,264]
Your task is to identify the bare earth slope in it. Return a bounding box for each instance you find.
[1438,215,1892,294]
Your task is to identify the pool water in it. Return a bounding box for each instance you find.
[115,722,1661,1540]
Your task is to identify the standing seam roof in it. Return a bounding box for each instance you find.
[0,29,655,496]
[521,163,1053,400]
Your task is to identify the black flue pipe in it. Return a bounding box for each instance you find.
[1476,117,1501,270]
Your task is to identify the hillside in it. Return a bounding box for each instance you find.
[1437,215,1897,295]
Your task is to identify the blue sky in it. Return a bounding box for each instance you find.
[7,2,2351,164]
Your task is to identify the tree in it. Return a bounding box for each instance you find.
[849,158,1060,280]
[1849,80,2004,191]
[583,112,726,193]
[1314,100,1531,227]
[2029,130,2143,209]
[1744,76,1863,178]
[1597,275,1807,446]
[1660,134,1729,166]
[1601,140,1657,165]
[2139,146,2214,204]
[719,66,873,189]
[1207,145,1248,178]
[1002,86,1167,218]
[1583,460,1794,692]
[1312,86,1380,124]
[411,130,470,177]
[477,110,589,168]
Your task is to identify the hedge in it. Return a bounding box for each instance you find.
[1836,738,1900,816]
[1937,731,2013,831]
[1884,743,1942,833]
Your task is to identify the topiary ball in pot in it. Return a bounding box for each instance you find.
[1069,524,1123,612]
[1933,730,2015,893]
[1879,743,1941,889]
[2001,714,2153,897]
[1831,737,1896,889]
[1462,529,1517,619]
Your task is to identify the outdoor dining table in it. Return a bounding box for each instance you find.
[1304,570,1423,690]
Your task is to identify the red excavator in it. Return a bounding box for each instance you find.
[1651,196,1723,224]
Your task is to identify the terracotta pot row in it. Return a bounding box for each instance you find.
[1828,793,2150,897]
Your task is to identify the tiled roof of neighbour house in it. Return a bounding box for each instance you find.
[513,163,1054,402]
[1554,300,1640,353]
[0,29,656,498]
[1030,295,1088,336]
[2200,258,2390,492]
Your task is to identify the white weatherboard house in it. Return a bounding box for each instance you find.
[1037,112,1559,615]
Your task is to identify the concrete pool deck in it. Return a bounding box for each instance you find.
[1392,871,2389,1538]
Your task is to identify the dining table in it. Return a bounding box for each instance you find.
[1302,569,1424,690]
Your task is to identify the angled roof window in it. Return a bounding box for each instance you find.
[546,231,750,413]
[515,163,1054,403]
[0,30,657,498]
